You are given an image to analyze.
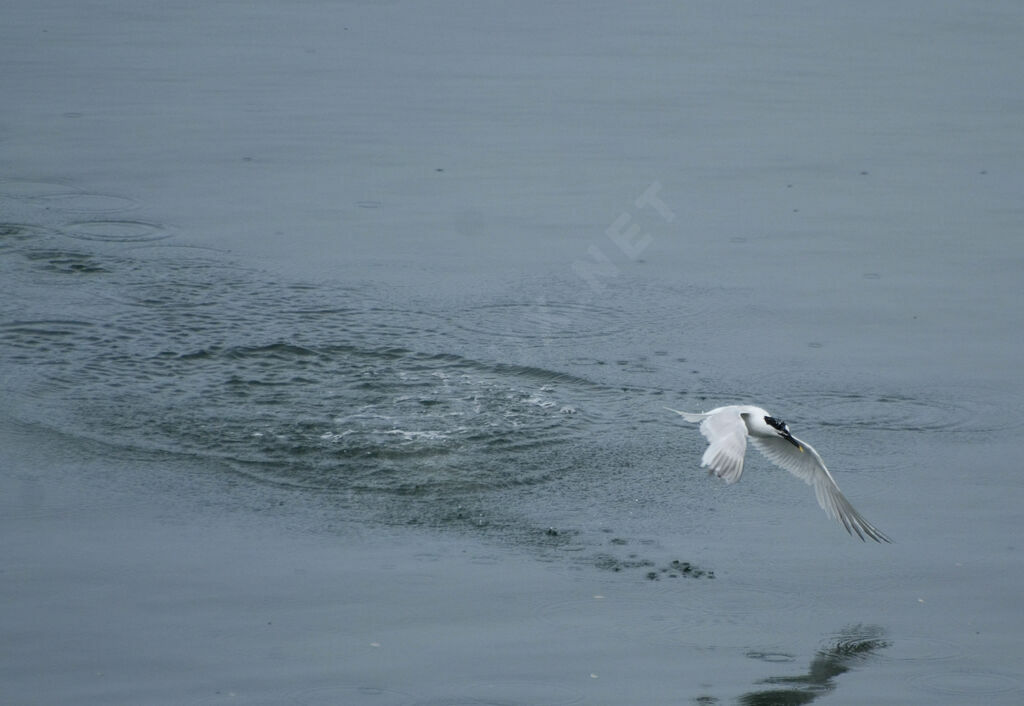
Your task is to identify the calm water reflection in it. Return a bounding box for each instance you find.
[736,626,889,706]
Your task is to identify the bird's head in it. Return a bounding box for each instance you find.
[764,416,804,451]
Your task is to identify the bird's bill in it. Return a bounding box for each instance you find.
[781,431,804,452]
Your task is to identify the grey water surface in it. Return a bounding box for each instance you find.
[2,1,1023,704]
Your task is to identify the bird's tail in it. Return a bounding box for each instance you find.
[664,407,708,423]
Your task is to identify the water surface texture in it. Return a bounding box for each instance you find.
[2,1,1023,704]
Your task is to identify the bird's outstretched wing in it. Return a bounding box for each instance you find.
[750,435,891,543]
[666,407,748,484]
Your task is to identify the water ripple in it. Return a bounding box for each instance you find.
[9,318,598,503]
[61,219,172,243]
[452,301,630,341]
[749,385,1013,439]
[909,669,1022,698]
[34,192,139,214]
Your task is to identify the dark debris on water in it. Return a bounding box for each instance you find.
[648,560,715,581]
[593,553,714,580]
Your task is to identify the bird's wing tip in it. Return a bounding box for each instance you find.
[845,518,892,544]
[871,528,893,544]
[664,407,706,422]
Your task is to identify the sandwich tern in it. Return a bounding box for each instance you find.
[667,405,890,542]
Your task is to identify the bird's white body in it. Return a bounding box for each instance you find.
[667,405,890,543]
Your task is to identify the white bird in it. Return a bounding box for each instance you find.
[666,405,890,543]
